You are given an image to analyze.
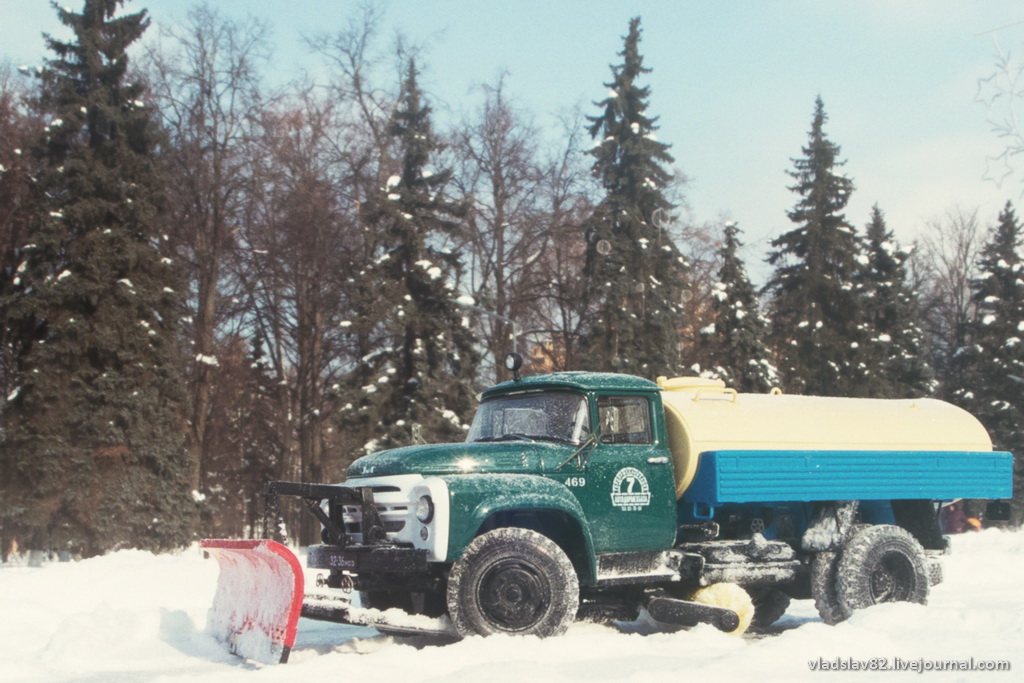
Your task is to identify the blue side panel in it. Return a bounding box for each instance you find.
[682,450,1014,505]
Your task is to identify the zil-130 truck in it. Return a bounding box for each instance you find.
[202,354,1014,663]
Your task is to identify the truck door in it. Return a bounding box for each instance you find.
[580,393,678,553]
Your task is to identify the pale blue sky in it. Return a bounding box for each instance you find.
[4,1,1023,279]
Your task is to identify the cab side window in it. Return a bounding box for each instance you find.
[597,396,652,444]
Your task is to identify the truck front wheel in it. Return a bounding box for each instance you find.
[447,528,579,637]
[835,524,929,614]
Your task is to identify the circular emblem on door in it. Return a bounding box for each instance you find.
[610,467,651,511]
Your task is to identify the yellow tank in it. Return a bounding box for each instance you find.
[658,377,994,499]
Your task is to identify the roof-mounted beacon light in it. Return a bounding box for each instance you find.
[505,352,524,382]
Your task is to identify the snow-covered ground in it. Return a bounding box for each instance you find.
[2,530,1021,682]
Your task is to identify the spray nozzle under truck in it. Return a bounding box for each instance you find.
[202,354,1014,663]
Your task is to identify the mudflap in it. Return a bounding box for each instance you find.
[201,539,304,664]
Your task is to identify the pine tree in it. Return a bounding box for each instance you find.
[700,222,779,392]
[766,97,866,396]
[582,17,688,378]
[955,202,1024,524]
[0,0,194,556]
[857,205,934,397]
[342,61,479,453]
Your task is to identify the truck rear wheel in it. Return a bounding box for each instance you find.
[447,527,579,638]
[835,524,929,614]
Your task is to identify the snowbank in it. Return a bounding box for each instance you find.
[2,530,1021,682]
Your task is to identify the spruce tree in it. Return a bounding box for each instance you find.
[343,61,478,453]
[857,205,934,398]
[1,0,194,556]
[0,74,41,397]
[766,97,866,396]
[701,222,779,392]
[954,202,1024,524]
[582,17,688,378]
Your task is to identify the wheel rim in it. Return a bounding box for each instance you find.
[477,558,550,630]
[869,551,916,603]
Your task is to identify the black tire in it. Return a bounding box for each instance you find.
[447,527,579,637]
[749,587,792,629]
[835,524,929,614]
[810,551,846,625]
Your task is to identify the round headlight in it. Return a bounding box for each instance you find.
[415,495,434,523]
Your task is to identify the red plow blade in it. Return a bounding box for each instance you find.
[201,539,304,664]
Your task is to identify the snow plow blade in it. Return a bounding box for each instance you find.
[201,539,304,664]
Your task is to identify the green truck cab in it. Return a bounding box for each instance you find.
[237,357,1014,648]
[348,370,679,562]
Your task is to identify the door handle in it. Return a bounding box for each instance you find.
[647,456,669,465]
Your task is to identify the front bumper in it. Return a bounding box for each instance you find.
[307,544,429,573]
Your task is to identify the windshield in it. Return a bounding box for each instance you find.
[467,391,591,445]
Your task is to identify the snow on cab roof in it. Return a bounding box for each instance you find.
[483,371,659,397]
